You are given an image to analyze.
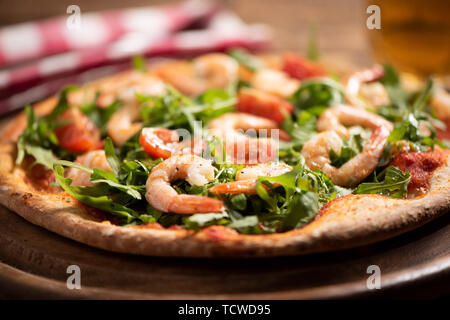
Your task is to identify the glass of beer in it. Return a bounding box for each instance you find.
[367,0,450,79]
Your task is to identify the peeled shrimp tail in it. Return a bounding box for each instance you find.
[145,155,224,214]
[321,125,391,186]
[210,180,259,196]
[208,113,286,164]
[302,104,393,187]
[66,150,112,186]
[210,162,292,195]
[343,65,384,108]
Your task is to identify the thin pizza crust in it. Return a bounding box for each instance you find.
[0,71,449,258]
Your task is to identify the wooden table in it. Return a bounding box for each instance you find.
[0,0,373,68]
[0,204,449,299]
[0,0,449,299]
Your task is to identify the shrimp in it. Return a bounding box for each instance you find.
[431,87,450,119]
[210,162,292,195]
[342,65,385,108]
[236,54,283,82]
[156,53,238,96]
[105,75,166,146]
[302,104,393,187]
[208,113,287,164]
[139,127,205,159]
[68,71,164,108]
[358,82,390,109]
[145,155,224,214]
[316,104,392,138]
[250,69,300,98]
[67,71,166,146]
[431,87,450,140]
[236,88,294,123]
[100,73,166,107]
[106,104,142,146]
[66,150,112,186]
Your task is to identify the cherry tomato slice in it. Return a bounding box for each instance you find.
[282,52,327,80]
[139,128,179,159]
[237,88,293,124]
[54,109,101,153]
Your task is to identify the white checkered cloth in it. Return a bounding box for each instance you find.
[0,0,272,115]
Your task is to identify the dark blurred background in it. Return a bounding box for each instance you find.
[0,0,371,67]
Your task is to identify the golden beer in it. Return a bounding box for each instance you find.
[368,0,450,77]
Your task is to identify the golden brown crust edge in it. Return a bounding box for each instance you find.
[0,80,449,258]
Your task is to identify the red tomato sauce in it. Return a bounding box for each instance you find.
[80,202,121,225]
[436,118,450,141]
[134,223,184,230]
[22,158,57,192]
[201,225,238,242]
[389,150,444,195]
[133,222,165,230]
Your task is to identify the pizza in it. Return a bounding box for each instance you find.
[0,50,449,257]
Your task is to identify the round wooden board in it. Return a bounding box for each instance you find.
[0,205,449,299]
[1,54,449,299]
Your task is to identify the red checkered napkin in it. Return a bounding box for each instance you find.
[0,0,272,116]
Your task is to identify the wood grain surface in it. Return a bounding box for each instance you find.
[0,204,449,299]
[0,0,373,68]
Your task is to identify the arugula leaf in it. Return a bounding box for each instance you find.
[228,215,259,230]
[282,192,318,231]
[16,143,58,169]
[228,48,262,72]
[90,168,118,182]
[55,160,143,200]
[254,164,306,215]
[280,110,317,154]
[119,135,148,161]
[104,137,121,177]
[140,86,235,134]
[355,166,410,198]
[386,78,440,151]
[251,158,349,232]
[290,78,344,114]
[184,212,229,230]
[81,100,120,136]
[330,134,364,168]
[378,65,447,155]
[90,175,142,200]
[53,164,139,223]
[280,79,344,161]
[120,159,156,188]
[379,64,408,111]
[230,194,247,211]
[411,78,433,115]
[257,164,303,199]
[46,86,78,122]
[198,89,232,105]
[131,55,147,73]
[306,21,320,61]
[16,87,82,168]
